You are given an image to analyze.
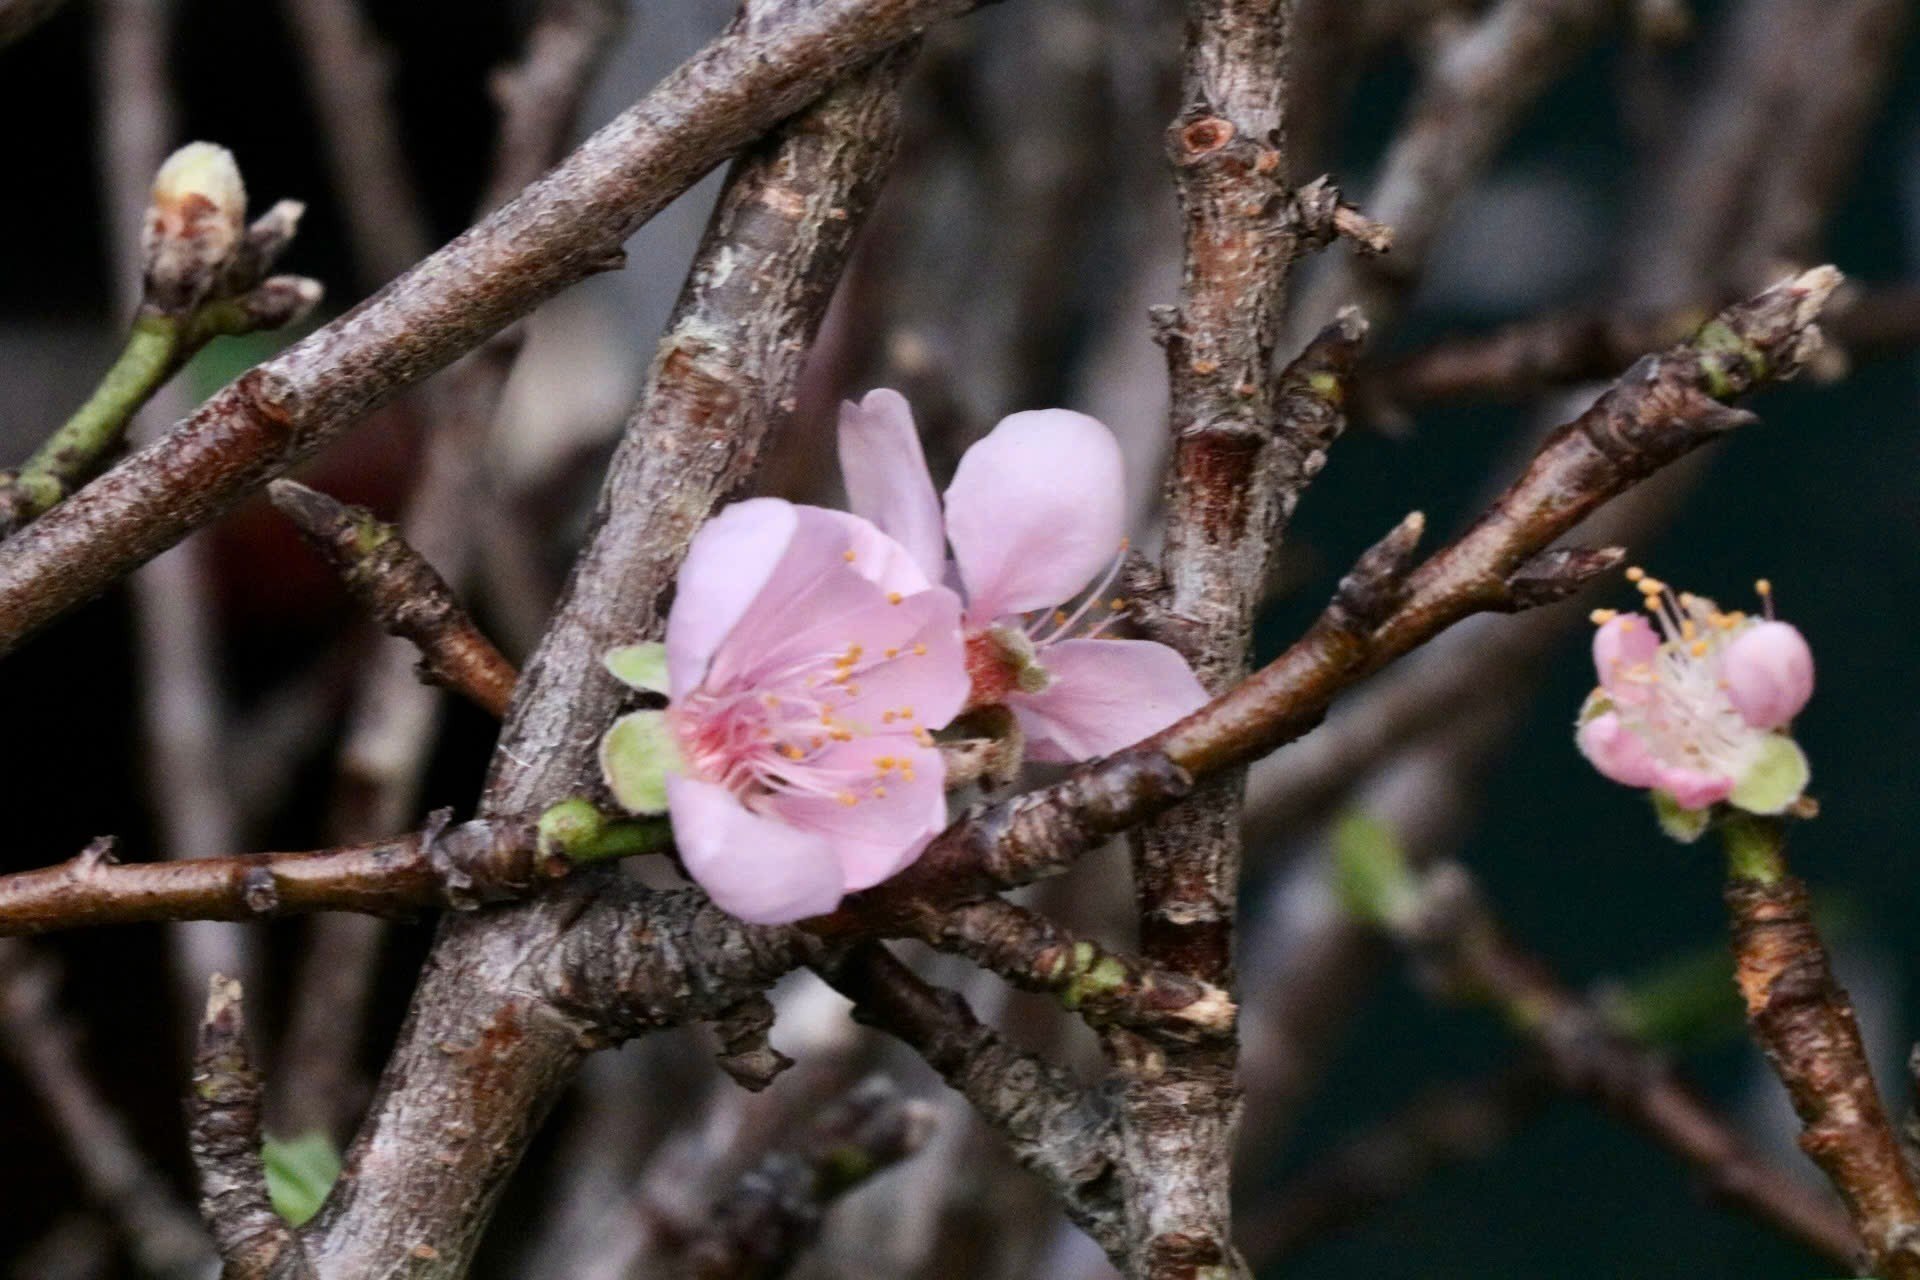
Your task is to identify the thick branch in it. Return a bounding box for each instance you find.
[269,480,516,717]
[0,0,990,657]
[303,18,921,1271]
[190,977,314,1279]
[1723,818,1920,1276]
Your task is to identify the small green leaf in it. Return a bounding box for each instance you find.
[604,642,671,694]
[1650,790,1712,844]
[263,1131,340,1227]
[599,710,681,814]
[1331,811,1417,929]
[1729,734,1810,815]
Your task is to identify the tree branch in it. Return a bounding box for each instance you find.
[0,814,667,936]
[300,13,923,1268]
[190,976,314,1279]
[0,0,993,657]
[816,943,1126,1256]
[268,480,517,717]
[676,1077,937,1280]
[1722,816,1920,1277]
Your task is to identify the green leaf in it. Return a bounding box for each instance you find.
[1650,790,1712,844]
[263,1131,340,1227]
[604,642,671,695]
[1729,734,1810,815]
[1331,811,1417,929]
[599,710,681,814]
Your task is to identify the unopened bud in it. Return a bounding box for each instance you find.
[143,142,248,314]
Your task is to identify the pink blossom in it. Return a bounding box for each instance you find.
[607,498,968,925]
[837,389,1208,761]
[1575,573,1812,816]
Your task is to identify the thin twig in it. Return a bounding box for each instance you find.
[268,480,517,717]
[1367,850,1862,1268]
[817,943,1125,1255]
[0,816,667,936]
[1289,0,1616,339]
[677,1077,937,1280]
[0,0,996,656]
[189,976,314,1279]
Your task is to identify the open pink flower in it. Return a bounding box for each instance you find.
[1575,572,1813,817]
[837,389,1208,761]
[600,498,968,924]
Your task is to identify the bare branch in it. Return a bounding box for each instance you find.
[268,480,517,717]
[918,897,1235,1042]
[0,0,995,657]
[190,976,314,1279]
[677,1077,937,1279]
[1723,818,1920,1277]
[303,17,924,1268]
[817,944,1125,1256]
[0,815,667,936]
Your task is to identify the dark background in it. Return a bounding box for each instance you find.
[1,1,1915,1276]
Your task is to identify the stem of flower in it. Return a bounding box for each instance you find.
[1,311,186,530]
[1720,811,1787,886]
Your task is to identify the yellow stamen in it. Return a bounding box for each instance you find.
[1054,611,1069,626]
[838,792,857,806]
[882,710,897,724]
[1110,598,1126,610]
[886,591,903,605]
[913,728,933,746]
[912,643,927,656]
[884,647,899,659]
[1690,640,1709,657]
[873,786,887,799]
[843,549,857,563]
[1625,566,1646,582]
[1589,608,1618,625]
[1755,578,1772,597]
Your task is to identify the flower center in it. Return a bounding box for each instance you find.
[1590,569,1770,777]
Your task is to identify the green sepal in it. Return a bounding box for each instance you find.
[1577,687,1613,725]
[599,710,680,815]
[604,642,671,695]
[1650,790,1712,844]
[263,1131,341,1227]
[1729,734,1810,815]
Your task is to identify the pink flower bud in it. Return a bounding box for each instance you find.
[1721,620,1814,730]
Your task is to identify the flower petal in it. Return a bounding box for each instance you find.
[765,739,948,892]
[1655,764,1735,811]
[664,498,798,699]
[666,775,846,924]
[825,589,970,733]
[1721,620,1814,730]
[1592,614,1659,705]
[944,409,1126,622]
[1007,638,1209,762]
[703,506,935,694]
[1574,711,1664,789]
[837,389,947,582]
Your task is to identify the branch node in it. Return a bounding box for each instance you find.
[1503,545,1628,611]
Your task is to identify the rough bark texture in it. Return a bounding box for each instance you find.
[1727,870,1920,1276]
[269,481,517,717]
[298,20,919,1273]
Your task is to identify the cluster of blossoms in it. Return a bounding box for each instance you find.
[598,393,1209,923]
[1575,569,1815,833]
